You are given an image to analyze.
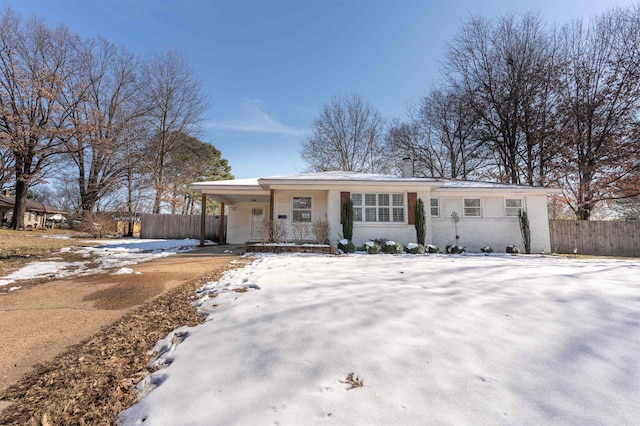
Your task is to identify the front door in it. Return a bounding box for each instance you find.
[250,206,265,240]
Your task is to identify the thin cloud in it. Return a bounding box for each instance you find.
[208,100,307,137]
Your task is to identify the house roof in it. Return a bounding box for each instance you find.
[189,172,560,205]
[0,194,67,215]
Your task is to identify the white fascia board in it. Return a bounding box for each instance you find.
[189,180,263,193]
[259,179,442,191]
[432,186,561,195]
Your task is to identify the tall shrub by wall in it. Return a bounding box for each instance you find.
[414,198,426,245]
[342,197,353,241]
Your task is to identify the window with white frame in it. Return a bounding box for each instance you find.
[430,198,439,216]
[505,198,523,217]
[352,193,404,222]
[463,198,481,217]
[292,197,312,222]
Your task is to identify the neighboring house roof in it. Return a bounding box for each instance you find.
[0,194,67,215]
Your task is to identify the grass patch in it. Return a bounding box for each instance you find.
[0,230,97,276]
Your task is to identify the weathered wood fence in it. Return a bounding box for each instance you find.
[140,214,225,241]
[549,220,640,257]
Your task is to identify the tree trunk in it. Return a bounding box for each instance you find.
[10,178,27,229]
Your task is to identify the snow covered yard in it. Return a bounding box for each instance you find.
[118,254,640,425]
[0,237,205,289]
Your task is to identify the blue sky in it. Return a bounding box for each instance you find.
[3,0,635,178]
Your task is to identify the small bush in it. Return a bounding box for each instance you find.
[373,237,388,246]
[506,245,520,254]
[355,244,367,252]
[383,241,403,254]
[337,239,355,253]
[364,241,380,254]
[291,222,309,243]
[405,243,425,254]
[258,219,286,243]
[426,244,439,254]
[446,244,465,254]
[273,221,286,243]
[311,219,331,244]
[480,246,494,254]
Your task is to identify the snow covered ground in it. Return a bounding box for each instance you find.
[0,237,204,288]
[118,253,640,425]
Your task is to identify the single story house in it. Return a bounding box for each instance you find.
[189,168,560,253]
[0,192,67,228]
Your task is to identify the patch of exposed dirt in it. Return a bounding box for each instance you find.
[0,247,251,425]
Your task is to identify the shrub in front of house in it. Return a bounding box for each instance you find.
[373,237,388,246]
[337,239,355,253]
[311,219,331,244]
[481,246,494,254]
[405,243,425,254]
[426,244,439,254]
[364,241,381,254]
[383,241,403,254]
[506,245,520,254]
[446,244,465,254]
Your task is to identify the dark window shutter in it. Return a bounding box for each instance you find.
[407,192,417,225]
[340,192,350,224]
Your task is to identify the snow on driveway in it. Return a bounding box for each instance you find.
[118,254,640,425]
[0,238,205,287]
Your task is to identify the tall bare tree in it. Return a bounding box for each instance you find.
[301,93,384,173]
[556,8,640,219]
[0,8,79,228]
[446,13,558,185]
[141,49,209,213]
[60,36,143,216]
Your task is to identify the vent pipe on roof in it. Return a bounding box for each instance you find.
[401,157,413,178]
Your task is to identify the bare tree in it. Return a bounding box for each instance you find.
[301,93,384,173]
[556,8,640,219]
[387,88,486,179]
[60,36,143,216]
[446,13,558,185]
[141,49,209,213]
[0,8,79,228]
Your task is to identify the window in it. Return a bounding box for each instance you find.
[505,198,523,217]
[351,193,363,221]
[463,198,481,217]
[430,198,439,217]
[352,193,404,222]
[292,197,312,222]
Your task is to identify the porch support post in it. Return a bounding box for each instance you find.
[218,202,225,244]
[269,189,274,221]
[199,193,206,247]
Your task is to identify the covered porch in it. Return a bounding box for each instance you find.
[191,178,271,246]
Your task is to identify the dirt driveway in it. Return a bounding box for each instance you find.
[0,245,245,398]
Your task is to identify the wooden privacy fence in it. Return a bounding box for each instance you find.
[140,214,225,241]
[549,220,640,257]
